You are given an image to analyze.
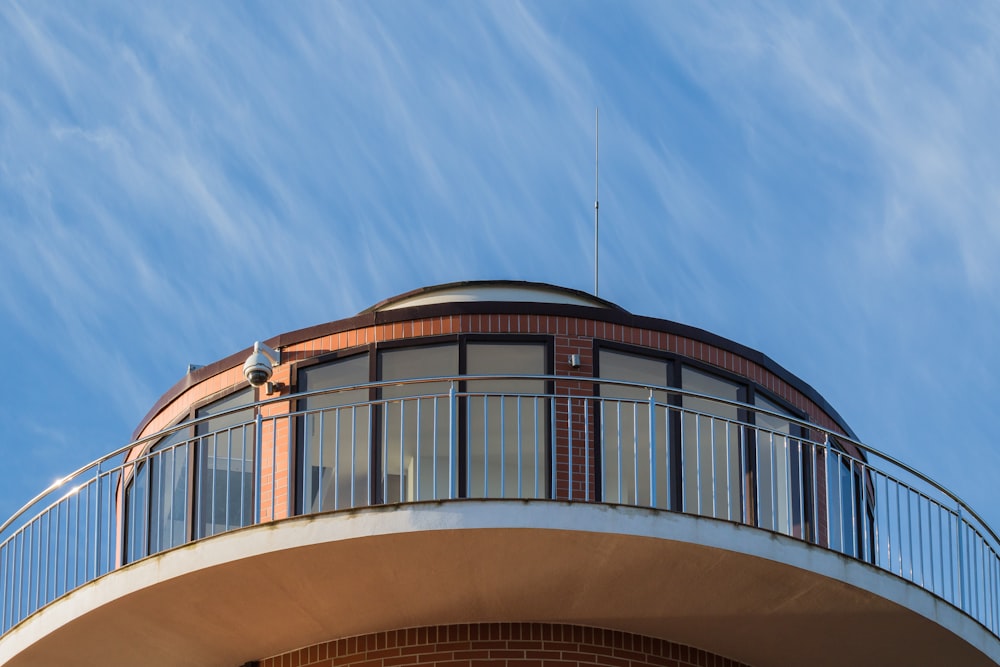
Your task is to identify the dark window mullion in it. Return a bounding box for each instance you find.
[144,457,155,558]
[370,349,382,506]
[457,339,468,498]
[186,424,198,542]
[591,340,603,503]
[739,385,758,528]
[667,362,683,512]
[792,424,814,543]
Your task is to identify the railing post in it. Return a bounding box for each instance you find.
[94,461,103,576]
[449,381,458,500]
[959,504,968,611]
[551,396,557,500]
[568,397,574,501]
[287,414,294,520]
[824,436,832,550]
[254,409,263,524]
[583,398,589,502]
[648,389,656,507]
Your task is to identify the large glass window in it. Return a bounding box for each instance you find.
[466,343,548,499]
[147,428,190,554]
[298,354,371,511]
[124,461,150,563]
[595,351,826,534]
[379,345,457,503]
[681,367,743,521]
[826,437,861,557]
[597,350,669,508]
[295,338,550,508]
[124,426,190,564]
[195,388,255,539]
[123,387,253,562]
[754,395,811,538]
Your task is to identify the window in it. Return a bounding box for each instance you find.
[295,337,551,510]
[124,426,190,564]
[297,354,371,512]
[466,342,548,499]
[123,463,149,563]
[123,387,253,562]
[195,388,255,539]
[594,348,832,535]
[379,344,457,503]
[754,395,810,538]
[147,428,190,554]
[597,349,670,508]
[680,366,743,521]
[826,436,863,557]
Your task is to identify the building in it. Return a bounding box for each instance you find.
[0,281,997,666]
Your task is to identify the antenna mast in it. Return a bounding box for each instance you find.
[594,107,600,296]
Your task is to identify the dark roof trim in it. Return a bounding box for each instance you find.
[134,298,856,441]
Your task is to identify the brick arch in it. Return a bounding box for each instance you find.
[258,623,750,667]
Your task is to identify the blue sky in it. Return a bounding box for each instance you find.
[1,2,998,531]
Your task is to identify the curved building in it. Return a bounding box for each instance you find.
[0,281,997,666]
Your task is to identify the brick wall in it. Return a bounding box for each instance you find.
[139,311,846,445]
[258,623,751,667]
[276,313,841,432]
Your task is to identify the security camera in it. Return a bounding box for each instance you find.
[243,341,280,387]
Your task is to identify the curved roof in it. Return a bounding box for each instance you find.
[362,281,623,313]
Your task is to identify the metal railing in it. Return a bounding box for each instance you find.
[1,375,997,640]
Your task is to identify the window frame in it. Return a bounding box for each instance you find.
[592,340,818,534]
[459,335,554,500]
[292,334,554,510]
[592,341,677,508]
[122,383,256,564]
[825,434,875,560]
[748,388,813,539]
[292,348,374,514]
[191,387,257,540]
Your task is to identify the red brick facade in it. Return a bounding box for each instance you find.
[259,624,750,667]
[138,310,847,441]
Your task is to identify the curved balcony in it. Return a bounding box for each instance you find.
[1,376,998,664]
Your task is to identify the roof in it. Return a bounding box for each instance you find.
[362,280,624,313]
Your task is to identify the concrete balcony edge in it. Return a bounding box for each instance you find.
[1,500,997,667]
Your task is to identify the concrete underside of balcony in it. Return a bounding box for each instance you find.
[0,500,996,667]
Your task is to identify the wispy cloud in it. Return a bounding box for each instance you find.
[628,2,1000,518]
[645,3,1000,295]
[1,2,998,529]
